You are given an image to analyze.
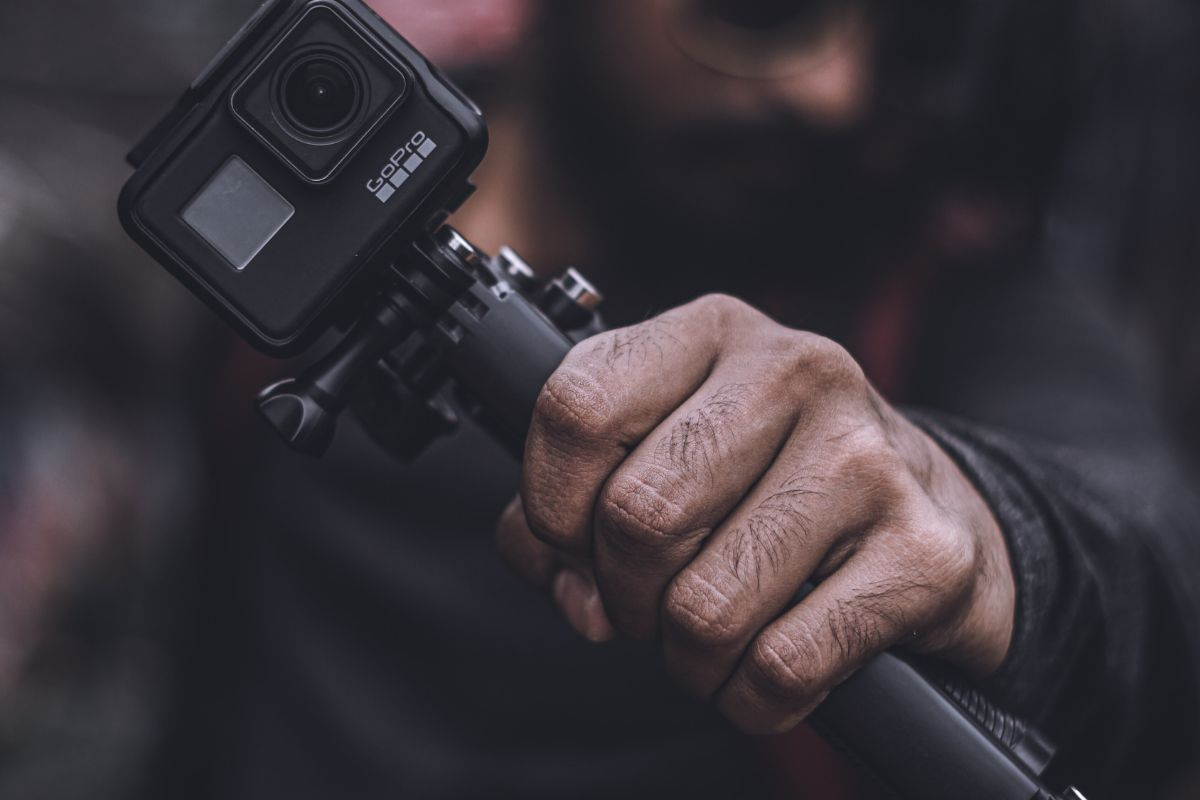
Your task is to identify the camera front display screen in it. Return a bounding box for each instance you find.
[181,156,295,271]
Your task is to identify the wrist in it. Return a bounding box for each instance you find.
[899,411,1016,675]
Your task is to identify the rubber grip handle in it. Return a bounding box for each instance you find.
[939,674,1055,775]
[437,288,1063,800]
[810,652,1055,799]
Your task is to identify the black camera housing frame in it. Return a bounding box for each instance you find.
[119,0,487,356]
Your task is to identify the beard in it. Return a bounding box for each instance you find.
[532,19,949,305]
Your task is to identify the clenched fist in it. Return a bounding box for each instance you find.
[497,295,1015,734]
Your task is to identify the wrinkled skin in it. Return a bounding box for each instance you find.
[497,295,1015,734]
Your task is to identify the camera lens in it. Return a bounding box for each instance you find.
[280,53,361,136]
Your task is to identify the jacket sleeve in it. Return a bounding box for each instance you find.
[903,266,1200,796]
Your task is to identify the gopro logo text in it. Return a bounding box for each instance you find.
[367,131,437,203]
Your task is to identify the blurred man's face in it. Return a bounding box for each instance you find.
[582,1,875,139]
[541,0,902,265]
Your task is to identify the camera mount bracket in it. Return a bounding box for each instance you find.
[256,225,602,457]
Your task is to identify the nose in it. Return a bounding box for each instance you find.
[667,0,875,128]
[764,15,874,128]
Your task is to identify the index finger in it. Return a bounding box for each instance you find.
[520,295,738,557]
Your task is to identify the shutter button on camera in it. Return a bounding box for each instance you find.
[538,267,604,332]
[560,268,603,310]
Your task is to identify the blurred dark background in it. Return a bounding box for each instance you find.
[0,0,1197,798]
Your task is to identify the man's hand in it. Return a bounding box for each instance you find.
[496,295,1015,734]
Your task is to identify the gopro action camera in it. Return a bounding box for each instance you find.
[120,0,486,356]
[121,0,604,458]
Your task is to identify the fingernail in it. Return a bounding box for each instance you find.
[581,585,616,643]
[552,570,588,636]
[552,571,615,643]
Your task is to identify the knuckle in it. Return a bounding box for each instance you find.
[519,492,580,551]
[791,334,866,392]
[867,518,978,614]
[761,330,810,364]
[748,628,824,701]
[597,470,694,547]
[835,438,908,490]
[752,332,815,390]
[813,339,867,389]
[693,293,767,333]
[696,292,751,319]
[663,571,745,650]
[916,521,979,589]
[535,367,616,443]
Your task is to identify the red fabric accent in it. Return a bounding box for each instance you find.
[854,252,939,400]
[758,725,882,799]
[856,196,1018,398]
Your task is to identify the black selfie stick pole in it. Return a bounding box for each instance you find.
[256,225,1086,800]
